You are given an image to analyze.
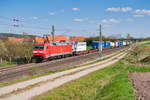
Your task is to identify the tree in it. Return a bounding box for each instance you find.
[4,40,18,62]
[22,42,33,63]
[22,32,29,38]
[84,36,110,45]
[0,40,7,63]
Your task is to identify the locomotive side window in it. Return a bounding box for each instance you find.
[34,45,44,49]
[47,46,48,49]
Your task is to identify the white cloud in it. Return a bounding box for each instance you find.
[32,17,38,20]
[106,7,132,12]
[127,18,134,22]
[73,18,83,22]
[134,9,150,15]
[106,8,120,12]
[133,14,144,17]
[102,19,120,23]
[122,7,132,12]
[72,8,80,11]
[49,12,55,16]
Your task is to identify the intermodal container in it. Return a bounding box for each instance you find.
[105,42,111,48]
[72,42,86,52]
[92,41,105,49]
[118,41,123,46]
[123,41,127,46]
[115,42,118,47]
[110,42,115,47]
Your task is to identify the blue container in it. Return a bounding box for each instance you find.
[118,41,123,46]
[105,42,111,48]
[92,41,105,49]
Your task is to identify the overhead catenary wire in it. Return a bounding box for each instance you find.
[0,16,99,37]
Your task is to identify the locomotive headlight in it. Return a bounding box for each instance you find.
[39,51,43,53]
[33,51,38,53]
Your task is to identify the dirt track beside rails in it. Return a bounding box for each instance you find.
[0,47,126,82]
[129,72,150,100]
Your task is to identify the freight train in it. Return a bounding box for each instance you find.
[32,41,132,62]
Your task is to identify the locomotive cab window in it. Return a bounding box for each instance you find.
[34,45,44,49]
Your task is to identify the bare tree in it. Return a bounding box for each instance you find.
[0,40,7,63]
[22,42,33,63]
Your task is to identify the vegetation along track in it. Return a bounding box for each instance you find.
[0,47,126,82]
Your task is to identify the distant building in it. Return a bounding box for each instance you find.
[33,35,68,43]
[33,36,44,43]
[8,37,34,43]
[127,33,131,39]
[70,36,86,42]
[8,37,24,42]
[47,35,68,42]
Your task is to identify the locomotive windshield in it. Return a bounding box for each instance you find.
[34,45,44,49]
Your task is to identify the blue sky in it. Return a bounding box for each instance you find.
[0,0,150,38]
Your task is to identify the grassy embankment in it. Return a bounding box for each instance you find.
[32,42,150,100]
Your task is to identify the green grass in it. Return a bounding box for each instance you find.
[0,62,16,68]
[142,42,150,45]
[87,45,92,50]
[95,71,134,100]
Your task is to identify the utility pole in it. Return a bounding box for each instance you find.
[99,24,102,58]
[51,25,55,43]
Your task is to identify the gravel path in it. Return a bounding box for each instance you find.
[0,51,126,100]
[129,72,150,100]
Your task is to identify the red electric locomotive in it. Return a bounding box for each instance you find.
[32,42,73,62]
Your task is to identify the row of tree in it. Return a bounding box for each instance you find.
[84,36,110,45]
[0,39,33,64]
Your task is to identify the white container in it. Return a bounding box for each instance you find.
[110,42,115,47]
[115,42,118,47]
[72,42,86,52]
[127,41,130,45]
[123,41,127,46]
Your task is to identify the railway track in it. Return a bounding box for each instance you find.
[0,47,126,82]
